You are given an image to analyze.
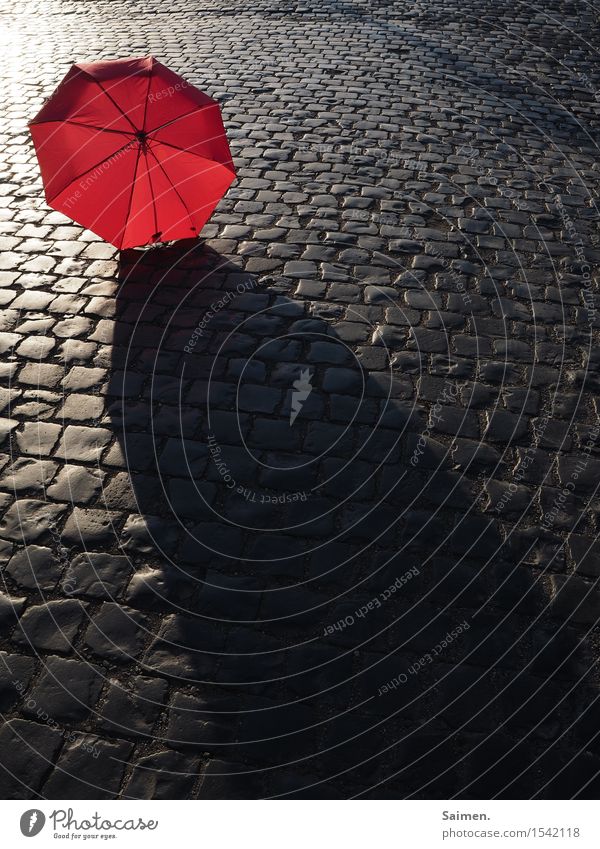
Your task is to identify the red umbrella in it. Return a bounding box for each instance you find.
[29,57,236,249]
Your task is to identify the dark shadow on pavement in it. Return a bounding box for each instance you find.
[103,241,599,799]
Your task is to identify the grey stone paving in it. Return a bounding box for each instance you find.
[0,0,600,799]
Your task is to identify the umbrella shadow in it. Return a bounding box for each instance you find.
[104,242,598,799]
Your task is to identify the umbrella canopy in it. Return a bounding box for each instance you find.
[29,57,236,249]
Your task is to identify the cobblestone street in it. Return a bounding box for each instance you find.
[1,0,600,799]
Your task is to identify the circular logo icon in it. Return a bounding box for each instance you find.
[20,810,45,837]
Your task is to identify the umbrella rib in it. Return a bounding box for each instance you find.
[45,138,136,205]
[147,137,234,171]
[118,144,143,249]
[145,102,211,136]
[146,144,197,233]
[30,118,134,137]
[143,148,160,238]
[141,58,155,132]
[79,71,139,132]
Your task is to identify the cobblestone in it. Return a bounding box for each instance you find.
[0,719,63,798]
[25,656,104,723]
[5,545,62,591]
[0,0,599,802]
[43,736,133,800]
[13,600,87,653]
